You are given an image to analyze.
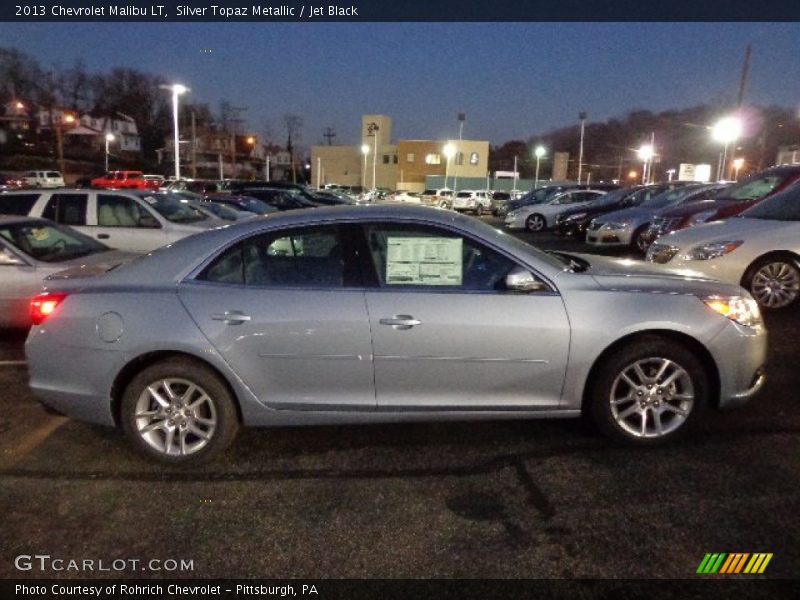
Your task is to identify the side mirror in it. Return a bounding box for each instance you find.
[505,266,549,293]
[0,247,26,266]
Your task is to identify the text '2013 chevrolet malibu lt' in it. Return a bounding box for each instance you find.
[25,205,767,464]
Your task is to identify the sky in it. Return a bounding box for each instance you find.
[1,22,799,147]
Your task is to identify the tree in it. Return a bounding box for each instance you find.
[283,114,302,183]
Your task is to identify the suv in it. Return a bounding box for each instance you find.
[452,190,492,215]
[91,170,147,190]
[23,170,65,189]
[420,188,453,208]
[0,189,219,253]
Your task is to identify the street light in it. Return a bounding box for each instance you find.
[104,133,115,172]
[732,157,744,180]
[637,144,654,184]
[55,113,75,176]
[361,144,369,191]
[443,143,455,190]
[160,83,190,180]
[577,112,587,183]
[534,145,546,189]
[712,116,742,181]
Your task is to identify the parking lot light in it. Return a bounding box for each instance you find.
[638,144,654,184]
[160,83,190,180]
[104,133,115,172]
[443,143,455,190]
[534,145,546,188]
[732,157,744,181]
[361,144,369,190]
[712,116,742,181]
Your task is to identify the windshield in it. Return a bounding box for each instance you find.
[233,196,273,214]
[641,186,696,209]
[0,221,107,262]
[741,186,800,221]
[589,188,630,206]
[718,172,788,201]
[140,194,209,223]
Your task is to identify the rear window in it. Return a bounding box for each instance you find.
[0,193,42,216]
[46,172,61,178]
[127,173,143,179]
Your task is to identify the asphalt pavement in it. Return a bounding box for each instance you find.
[0,224,798,581]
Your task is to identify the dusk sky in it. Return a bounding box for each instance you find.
[2,22,799,147]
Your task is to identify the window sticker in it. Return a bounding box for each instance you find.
[385,236,462,285]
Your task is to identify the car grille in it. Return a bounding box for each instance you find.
[646,243,680,264]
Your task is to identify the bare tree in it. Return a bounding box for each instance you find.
[283,114,302,183]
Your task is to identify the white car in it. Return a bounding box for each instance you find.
[505,189,607,231]
[646,188,800,309]
[452,190,492,215]
[0,189,222,253]
[23,170,65,188]
[391,191,422,203]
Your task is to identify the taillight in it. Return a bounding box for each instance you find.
[30,292,68,325]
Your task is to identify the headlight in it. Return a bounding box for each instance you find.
[507,210,519,218]
[603,221,629,230]
[681,240,742,261]
[646,243,680,264]
[687,210,717,226]
[703,295,762,328]
[566,212,587,222]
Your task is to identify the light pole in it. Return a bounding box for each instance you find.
[55,113,75,176]
[361,144,369,191]
[371,128,379,191]
[161,83,190,180]
[712,116,742,181]
[443,143,455,190]
[104,133,115,172]
[453,112,465,195]
[534,145,546,189]
[666,168,676,182]
[732,158,744,181]
[577,111,587,183]
[637,144,654,185]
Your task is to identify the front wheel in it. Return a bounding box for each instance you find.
[744,256,800,310]
[525,214,546,232]
[588,336,708,445]
[121,358,239,465]
[474,204,483,217]
[631,225,650,253]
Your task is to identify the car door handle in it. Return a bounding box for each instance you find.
[379,315,421,330]
[97,234,110,239]
[211,311,252,325]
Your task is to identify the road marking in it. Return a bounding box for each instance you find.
[0,360,26,366]
[0,416,68,469]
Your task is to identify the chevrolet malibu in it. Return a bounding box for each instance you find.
[25,205,767,464]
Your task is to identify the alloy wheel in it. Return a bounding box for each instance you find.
[751,262,800,309]
[526,215,545,232]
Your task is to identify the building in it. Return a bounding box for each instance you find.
[35,109,142,154]
[310,115,489,192]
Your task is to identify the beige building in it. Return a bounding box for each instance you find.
[310,115,489,192]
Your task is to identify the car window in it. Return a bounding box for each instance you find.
[98,194,159,228]
[722,175,785,201]
[742,186,800,221]
[0,193,42,216]
[199,225,345,288]
[0,221,106,262]
[41,193,88,226]
[363,223,517,292]
[46,172,61,178]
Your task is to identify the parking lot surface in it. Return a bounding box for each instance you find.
[0,225,798,579]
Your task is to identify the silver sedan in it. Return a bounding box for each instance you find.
[25,205,767,464]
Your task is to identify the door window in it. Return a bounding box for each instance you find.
[363,223,517,292]
[97,194,159,228]
[41,193,88,226]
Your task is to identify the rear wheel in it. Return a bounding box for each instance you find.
[121,358,239,465]
[474,204,483,217]
[525,214,546,232]
[631,225,650,253]
[744,256,800,310]
[588,336,708,445]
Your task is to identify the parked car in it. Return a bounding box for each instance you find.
[0,172,24,190]
[242,188,320,211]
[91,170,148,190]
[642,165,800,245]
[25,204,766,464]
[505,189,608,231]
[452,190,493,215]
[390,191,422,203]
[555,186,651,239]
[23,170,65,189]
[494,184,583,217]
[586,184,712,252]
[420,188,453,208]
[1,189,221,253]
[143,174,165,190]
[202,193,278,216]
[312,190,357,206]
[641,183,730,246]
[647,186,800,309]
[0,216,134,328]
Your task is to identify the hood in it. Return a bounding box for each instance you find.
[657,198,734,218]
[593,206,655,224]
[45,249,139,280]
[658,217,795,248]
[563,252,744,297]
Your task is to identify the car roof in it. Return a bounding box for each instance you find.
[0,215,49,226]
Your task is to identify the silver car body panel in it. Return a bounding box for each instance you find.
[25,205,767,429]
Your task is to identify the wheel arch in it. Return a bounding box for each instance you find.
[110,350,243,428]
[581,329,721,411]
[740,250,800,288]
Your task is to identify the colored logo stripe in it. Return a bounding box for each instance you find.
[697,553,726,573]
[744,553,773,574]
[719,553,749,573]
[698,553,772,574]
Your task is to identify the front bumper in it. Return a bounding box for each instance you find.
[707,320,768,409]
[585,227,632,246]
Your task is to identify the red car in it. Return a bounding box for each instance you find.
[91,170,148,190]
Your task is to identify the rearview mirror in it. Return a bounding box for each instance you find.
[505,266,549,293]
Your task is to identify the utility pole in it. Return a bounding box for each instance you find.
[737,44,752,107]
[453,112,465,195]
[577,112,587,183]
[323,127,336,145]
[221,102,247,178]
[191,110,197,179]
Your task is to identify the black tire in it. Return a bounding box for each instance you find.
[631,225,650,254]
[588,336,708,446]
[525,213,546,232]
[742,255,800,310]
[474,204,483,217]
[120,357,239,465]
